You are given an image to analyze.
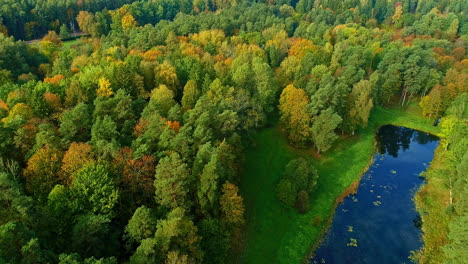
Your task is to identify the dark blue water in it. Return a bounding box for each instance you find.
[311,125,439,264]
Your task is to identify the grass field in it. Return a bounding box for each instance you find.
[62,37,83,49]
[238,104,440,264]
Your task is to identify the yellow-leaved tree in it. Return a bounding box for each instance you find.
[122,14,137,32]
[97,77,113,97]
[279,84,311,145]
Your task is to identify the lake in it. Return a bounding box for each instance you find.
[310,125,439,264]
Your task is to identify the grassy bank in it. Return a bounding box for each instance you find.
[412,146,450,263]
[412,112,466,263]
[239,105,439,264]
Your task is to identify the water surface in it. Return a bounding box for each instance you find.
[311,125,438,264]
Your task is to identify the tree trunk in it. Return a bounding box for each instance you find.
[422,85,429,97]
[449,176,453,205]
[406,92,413,107]
[401,86,407,106]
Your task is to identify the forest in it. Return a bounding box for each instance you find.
[0,0,467,263]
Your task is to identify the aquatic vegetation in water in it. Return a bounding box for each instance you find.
[311,126,439,264]
[351,196,358,202]
[347,238,358,247]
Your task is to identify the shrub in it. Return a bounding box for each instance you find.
[276,178,296,207]
[295,190,309,213]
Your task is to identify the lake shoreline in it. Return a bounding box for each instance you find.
[238,105,441,264]
[303,153,375,263]
[307,125,439,263]
[303,112,441,263]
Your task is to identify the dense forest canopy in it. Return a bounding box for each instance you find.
[0,0,467,263]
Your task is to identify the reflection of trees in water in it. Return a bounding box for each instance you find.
[377,125,438,157]
[377,126,413,157]
[414,130,438,145]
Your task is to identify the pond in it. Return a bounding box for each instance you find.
[310,125,439,264]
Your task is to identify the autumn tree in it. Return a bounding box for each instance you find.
[154,61,179,93]
[42,31,62,46]
[76,11,96,35]
[279,84,311,145]
[60,142,94,185]
[420,85,444,118]
[220,182,244,230]
[97,77,113,98]
[113,147,155,207]
[122,14,137,32]
[23,146,62,197]
[13,124,39,158]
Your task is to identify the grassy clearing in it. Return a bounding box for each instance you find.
[63,38,81,49]
[238,105,439,264]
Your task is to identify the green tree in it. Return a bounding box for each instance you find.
[276,157,319,210]
[0,222,35,263]
[91,116,120,159]
[153,208,202,263]
[199,218,230,264]
[148,85,176,117]
[59,24,71,40]
[154,153,192,209]
[71,163,119,216]
[295,190,309,214]
[60,103,92,142]
[197,154,221,215]
[439,115,458,151]
[283,158,319,194]
[276,178,296,207]
[0,171,32,225]
[347,79,374,134]
[442,215,468,264]
[380,64,403,104]
[71,214,113,259]
[252,57,278,114]
[125,206,158,243]
[181,80,199,111]
[402,54,423,106]
[310,108,342,154]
